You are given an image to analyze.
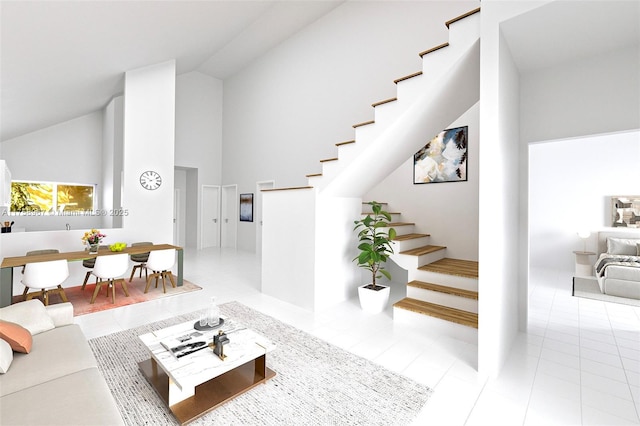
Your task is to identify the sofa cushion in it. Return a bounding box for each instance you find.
[0,299,55,335]
[0,325,97,397]
[0,339,12,374]
[0,320,32,353]
[44,302,74,327]
[0,368,124,425]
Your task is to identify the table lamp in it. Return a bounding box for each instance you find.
[577,230,590,253]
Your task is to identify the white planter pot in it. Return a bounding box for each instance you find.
[358,284,390,314]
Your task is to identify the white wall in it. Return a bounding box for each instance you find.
[101,95,124,229]
[479,0,640,377]
[122,60,175,245]
[365,103,479,261]
[223,1,479,252]
[262,188,317,310]
[0,111,105,231]
[529,131,640,272]
[175,71,223,248]
[478,0,542,377]
[521,45,640,143]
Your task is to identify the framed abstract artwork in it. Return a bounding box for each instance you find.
[239,193,254,222]
[413,126,468,184]
[611,196,640,228]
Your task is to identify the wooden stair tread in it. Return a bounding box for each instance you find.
[408,280,478,300]
[388,222,414,227]
[445,7,480,28]
[392,233,430,241]
[372,97,397,108]
[419,42,449,58]
[335,140,355,147]
[262,186,313,192]
[400,245,446,256]
[306,173,322,178]
[418,258,478,279]
[394,297,478,329]
[319,157,338,163]
[352,120,375,128]
[394,71,422,84]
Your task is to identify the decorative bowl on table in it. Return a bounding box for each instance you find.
[109,242,127,252]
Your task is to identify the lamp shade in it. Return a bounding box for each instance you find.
[577,230,591,239]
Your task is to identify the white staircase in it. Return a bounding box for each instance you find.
[361,202,479,344]
[391,232,478,344]
[306,9,480,195]
[261,8,481,333]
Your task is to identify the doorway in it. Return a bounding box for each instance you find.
[221,185,238,248]
[173,188,180,246]
[255,180,275,255]
[201,185,221,249]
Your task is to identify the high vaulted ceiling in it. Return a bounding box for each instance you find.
[0,0,343,141]
[501,0,639,73]
[2,1,638,144]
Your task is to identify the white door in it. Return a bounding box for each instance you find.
[201,185,220,249]
[173,188,180,246]
[255,180,275,255]
[221,185,238,248]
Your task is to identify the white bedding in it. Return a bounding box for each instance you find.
[595,232,640,299]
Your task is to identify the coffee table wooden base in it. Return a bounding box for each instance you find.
[139,354,276,425]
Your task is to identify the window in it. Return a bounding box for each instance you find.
[10,181,95,213]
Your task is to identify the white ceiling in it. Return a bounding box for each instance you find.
[0,0,343,141]
[2,1,638,143]
[501,1,640,73]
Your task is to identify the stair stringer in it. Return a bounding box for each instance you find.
[321,39,480,198]
[308,13,480,191]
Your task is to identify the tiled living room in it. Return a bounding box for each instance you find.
[72,247,639,425]
[1,0,639,424]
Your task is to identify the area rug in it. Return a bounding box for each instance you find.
[88,301,433,426]
[13,278,202,316]
[572,277,640,307]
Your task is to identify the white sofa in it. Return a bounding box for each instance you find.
[0,300,123,425]
[595,231,640,299]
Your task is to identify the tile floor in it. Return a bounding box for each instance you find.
[74,248,640,425]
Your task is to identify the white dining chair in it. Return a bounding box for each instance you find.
[128,241,152,282]
[21,249,60,300]
[144,249,176,294]
[22,259,69,306]
[90,253,130,304]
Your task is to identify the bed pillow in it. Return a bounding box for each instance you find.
[0,299,55,335]
[0,338,13,373]
[0,320,32,353]
[607,237,640,256]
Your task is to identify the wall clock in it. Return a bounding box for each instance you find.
[139,170,162,190]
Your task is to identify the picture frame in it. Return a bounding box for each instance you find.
[413,126,468,184]
[239,193,254,222]
[611,196,640,228]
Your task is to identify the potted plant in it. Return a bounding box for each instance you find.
[353,201,396,313]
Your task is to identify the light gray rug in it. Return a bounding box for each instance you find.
[88,301,432,425]
[573,277,640,307]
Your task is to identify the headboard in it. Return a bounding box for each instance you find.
[597,230,640,256]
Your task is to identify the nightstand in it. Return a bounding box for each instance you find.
[573,251,596,277]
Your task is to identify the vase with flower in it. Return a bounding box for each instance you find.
[82,229,106,253]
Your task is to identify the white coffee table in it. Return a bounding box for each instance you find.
[138,317,276,425]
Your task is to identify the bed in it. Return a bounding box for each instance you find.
[594,231,640,299]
